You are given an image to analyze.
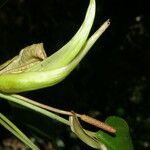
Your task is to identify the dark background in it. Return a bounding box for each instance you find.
[0,0,150,149]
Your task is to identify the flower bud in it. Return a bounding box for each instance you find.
[0,0,110,93]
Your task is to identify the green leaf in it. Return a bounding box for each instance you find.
[0,113,39,150]
[0,0,8,9]
[0,0,110,93]
[96,116,134,150]
[0,0,97,93]
[27,0,96,72]
[0,20,110,93]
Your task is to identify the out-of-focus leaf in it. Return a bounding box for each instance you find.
[96,116,134,150]
[0,0,8,9]
[69,113,107,149]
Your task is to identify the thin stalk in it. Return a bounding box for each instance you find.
[0,92,116,134]
[0,92,69,126]
[0,92,96,135]
[12,94,116,134]
[0,113,39,150]
[12,94,73,116]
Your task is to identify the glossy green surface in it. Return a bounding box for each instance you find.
[96,116,134,150]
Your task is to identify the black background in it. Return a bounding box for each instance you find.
[0,0,150,149]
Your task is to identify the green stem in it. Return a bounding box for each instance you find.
[0,92,96,135]
[12,94,73,116]
[0,92,69,126]
[0,113,39,150]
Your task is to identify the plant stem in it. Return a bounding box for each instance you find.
[12,94,73,116]
[0,92,69,126]
[0,113,39,150]
[0,92,116,134]
[12,94,116,133]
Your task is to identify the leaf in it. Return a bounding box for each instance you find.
[96,116,134,150]
[0,0,8,9]
[0,0,110,93]
[69,113,107,149]
[0,43,47,74]
[0,20,110,93]
[0,113,39,150]
[27,0,96,72]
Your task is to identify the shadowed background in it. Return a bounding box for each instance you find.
[0,0,150,149]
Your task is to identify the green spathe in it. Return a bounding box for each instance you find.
[70,113,107,149]
[0,0,110,93]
